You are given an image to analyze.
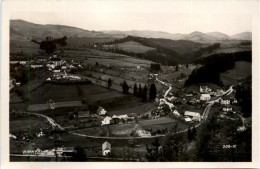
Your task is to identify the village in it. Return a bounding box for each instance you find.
[9,53,248,161]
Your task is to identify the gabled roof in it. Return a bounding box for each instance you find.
[102,141,111,151]
[184,111,201,117]
[50,57,62,61]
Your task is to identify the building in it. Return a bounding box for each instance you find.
[101,116,112,126]
[31,64,43,68]
[172,110,180,116]
[102,141,111,156]
[97,106,107,116]
[184,111,201,122]
[223,105,232,112]
[221,99,230,105]
[184,117,192,123]
[200,94,211,101]
[136,129,151,137]
[49,57,63,67]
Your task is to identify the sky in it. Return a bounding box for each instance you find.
[9,0,257,35]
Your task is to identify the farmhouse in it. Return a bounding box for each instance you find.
[136,129,151,137]
[50,57,63,67]
[223,105,232,112]
[172,110,180,116]
[31,64,43,68]
[221,99,230,105]
[97,106,107,116]
[200,94,211,101]
[184,111,201,122]
[101,116,112,126]
[102,141,111,156]
[184,117,192,123]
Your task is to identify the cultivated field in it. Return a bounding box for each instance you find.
[116,41,156,53]
[220,61,252,86]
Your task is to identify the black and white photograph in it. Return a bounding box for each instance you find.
[1,0,259,168]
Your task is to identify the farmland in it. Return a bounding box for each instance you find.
[115,41,156,53]
[220,61,252,86]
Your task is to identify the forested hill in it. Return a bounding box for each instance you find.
[103,36,220,65]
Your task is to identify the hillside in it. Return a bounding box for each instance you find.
[231,32,252,41]
[10,19,112,40]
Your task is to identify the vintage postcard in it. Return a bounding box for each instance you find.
[1,0,259,168]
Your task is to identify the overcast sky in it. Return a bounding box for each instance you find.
[9,0,256,35]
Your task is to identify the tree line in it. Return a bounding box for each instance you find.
[185,51,252,86]
[40,36,68,54]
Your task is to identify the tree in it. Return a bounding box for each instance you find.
[146,138,161,161]
[122,80,129,94]
[133,83,138,97]
[149,83,157,100]
[138,84,143,98]
[175,64,179,72]
[142,85,147,102]
[192,126,197,139]
[40,38,56,54]
[72,146,86,161]
[187,127,193,142]
[107,78,112,89]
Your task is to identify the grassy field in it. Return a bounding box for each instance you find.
[29,83,121,104]
[116,41,156,54]
[10,117,50,133]
[220,61,252,86]
[108,103,154,116]
[139,117,189,131]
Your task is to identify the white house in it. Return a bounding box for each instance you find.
[184,111,201,122]
[97,106,107,116]
[223,106,232,112]
[172,110,180,116]
[117,114,129,120]
[102,141,111,156]
[31,64,43,68]
[184,117,192,123]
[136,129,151,137]
[200,94,211,101]
[37,131,45,137]
[50,57,63,67]
[101,116,112,126]
[221,99,230,105]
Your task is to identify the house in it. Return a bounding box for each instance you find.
[31,64,43,68]
[97,106,107,116]
[9,134,17,139]
[200,94,211,101]
[221,99,230,105]
[136,129,151,137]
[184,111,201,122]
[102,141,111,156]
[37,131,45,137]
[172,110,180,116]
[49,57,63,67]
[223,105,232,112]
[47,62,56,69]
[184,117,192,123]
[101,116,112,126]
[117,114,129,121]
